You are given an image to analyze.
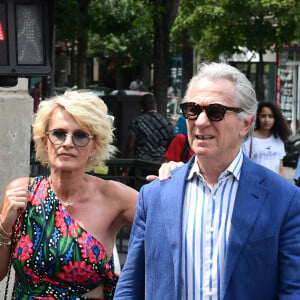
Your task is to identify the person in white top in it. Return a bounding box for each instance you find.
[242,101,291,176]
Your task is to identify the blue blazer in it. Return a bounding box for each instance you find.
[115,155,300,300]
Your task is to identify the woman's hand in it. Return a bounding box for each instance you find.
[146,161,183,182]
[0,180,30,233]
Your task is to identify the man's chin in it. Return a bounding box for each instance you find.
[194,149,211,158]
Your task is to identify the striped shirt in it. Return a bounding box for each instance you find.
[181,150,243,300]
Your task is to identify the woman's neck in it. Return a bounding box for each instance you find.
[254,128,272,139]
[49,170,87,203]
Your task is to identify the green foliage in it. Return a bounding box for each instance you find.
[88,0,153,66]
[294,0,300,42]
[172,0,297,61]
[55,0,154,66]
[55,0,80,42]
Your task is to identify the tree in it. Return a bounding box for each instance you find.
[294,0,300,42]
[55,0,80,86]
[90,0,181,114]
[77,0,91,89]
[56,0,154,90]
[55,0,91,88]
[172,0,297,100]
[89,0,153,89]
[230,0,296,100]
[55,0,181,115]
[151,0,180,114]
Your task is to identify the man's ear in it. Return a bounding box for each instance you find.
[240,115,255,138]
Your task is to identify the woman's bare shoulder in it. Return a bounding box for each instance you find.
[6,177,31,190]
[87,175,138,225]
[87,174,138,198]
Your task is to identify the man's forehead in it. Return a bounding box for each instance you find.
[188,77,234,94]
[183,96,215,104]
[185,79,235,104]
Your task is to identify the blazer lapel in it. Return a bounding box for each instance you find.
[159,159,193,296]
[221,158,268,299]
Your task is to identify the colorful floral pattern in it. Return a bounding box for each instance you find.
[55,209,80,238]
[12,176,118,299]
[14,234,33,263]
[78,232,107,264]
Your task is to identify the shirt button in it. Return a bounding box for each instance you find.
[212,195,216,201]
[209,259,213,265]
[209,227,214,232]
[207,291,213,296]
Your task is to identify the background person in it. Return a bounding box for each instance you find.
[129,76,144,91]
[163,133,194,163]
[123,93,173,164]
[242,101,291,176]
[30,81,42,113]
[172,114,187,136]
[115,62,300,299]
[0,91,138,299]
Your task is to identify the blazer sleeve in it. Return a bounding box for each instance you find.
[114,186,147,299]
[278,187,300,298]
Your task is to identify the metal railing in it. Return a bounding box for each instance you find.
[30,158,160,189]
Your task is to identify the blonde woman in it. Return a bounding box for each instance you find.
[0,91,138,299]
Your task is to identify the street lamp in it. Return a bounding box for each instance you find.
[0,0,55,86]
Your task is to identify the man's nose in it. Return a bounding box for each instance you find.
[195,110,210,123]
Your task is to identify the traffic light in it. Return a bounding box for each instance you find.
[0,0,55,78]
[0,3,8,66]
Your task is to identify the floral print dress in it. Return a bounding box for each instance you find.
[12,176,118,299]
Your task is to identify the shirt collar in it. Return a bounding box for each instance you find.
[187,149,243,182]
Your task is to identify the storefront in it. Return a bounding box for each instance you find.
[225,46,300,135]
[277,46,300,135]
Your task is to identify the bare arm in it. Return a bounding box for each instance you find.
[118,183,139,225]
[279,159,285,177]
[104,180,139,232]
[0,177,30,280]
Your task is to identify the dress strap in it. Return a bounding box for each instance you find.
[28,177,33,192]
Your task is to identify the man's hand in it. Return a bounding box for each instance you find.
[146,161,183,182]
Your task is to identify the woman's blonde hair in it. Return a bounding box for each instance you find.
[33,90,116,171]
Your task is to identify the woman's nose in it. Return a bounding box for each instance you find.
[62,133,74,146]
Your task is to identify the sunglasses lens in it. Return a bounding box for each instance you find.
[181,102,241,122]
[47,129,91,147]
[182,103,201,120]
[49,129,67,144]
[73,131,90,147]
[206,104,225,121]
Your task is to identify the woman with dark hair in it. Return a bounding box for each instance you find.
[242,101,291,176]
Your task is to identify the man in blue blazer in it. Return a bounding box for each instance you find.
[115,63,300,299]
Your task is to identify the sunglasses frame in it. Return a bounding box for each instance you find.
[46,129,94,147]
[180,102,243,122]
